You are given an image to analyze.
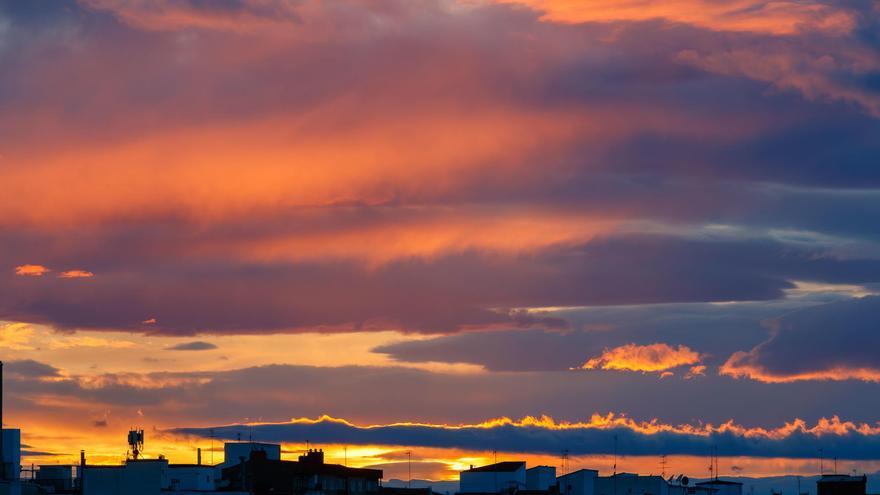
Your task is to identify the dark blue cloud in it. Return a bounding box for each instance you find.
[170,416,880,460]
[722,296,880,382]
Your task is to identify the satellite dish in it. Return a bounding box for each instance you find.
[682,477,690,486]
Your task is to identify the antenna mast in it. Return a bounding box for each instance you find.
[613,435,618,475]
[714,446,719,481]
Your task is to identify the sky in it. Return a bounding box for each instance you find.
[2,0,880,484]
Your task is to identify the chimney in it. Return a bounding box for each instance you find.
[197,448,202,466]
[80,450,86,493]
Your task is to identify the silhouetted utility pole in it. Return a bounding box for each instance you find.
[613,435,618,495]
[406,450,412,488]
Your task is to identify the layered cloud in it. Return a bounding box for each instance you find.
[5,235,880,334]
[504,0,857,35]
[2,0,880,338]
[721,296,880,383]
[1,0,880,469]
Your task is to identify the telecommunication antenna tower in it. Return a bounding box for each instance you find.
[128,429,145,460]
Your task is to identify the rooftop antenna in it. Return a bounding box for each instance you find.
[210,428,214,465]
[562,449,569,477]
[834,457,837,475]
[494,449,498,493]
[345,446,348,467]
[613,435,618,475]
[660,454,667,479]
[708,446,714,481]
[715,445,719,481]
[613,435,618,495]
[406,450,412,489]
[819,449,824,475]
[127,429,145,460]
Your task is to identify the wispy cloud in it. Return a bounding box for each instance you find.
[58,269,94,279]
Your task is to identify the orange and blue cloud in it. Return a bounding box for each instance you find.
[2,0,880,472]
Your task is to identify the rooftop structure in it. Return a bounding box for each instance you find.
[222,448,382,495]
[527,466,557,491]
[460,462,527,494]
[595,473,670,495]
[817,474,867,495]
[695,479,743,495]
[559,469,600,495]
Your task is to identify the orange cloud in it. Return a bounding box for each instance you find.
[720,352,880,383]
[81,0,303,33]
[14,264,50,277]
[578,343,702,373]
[502,0,855,35]
[58,270,94,279]
[685,364,707,379]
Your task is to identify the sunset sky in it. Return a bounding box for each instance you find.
[2,0,880,484]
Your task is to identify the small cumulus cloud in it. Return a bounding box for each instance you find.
[577,343,702,374]
[58,269,94,279]
[685,365,707,379]
[165,341,218,351]
[14,264,50,277]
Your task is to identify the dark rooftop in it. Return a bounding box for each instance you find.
[467,462,526,473]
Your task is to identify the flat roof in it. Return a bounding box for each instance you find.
[819,475,866,483]
[467,462,526,473]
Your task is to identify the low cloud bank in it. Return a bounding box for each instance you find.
[171,415,880,460]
